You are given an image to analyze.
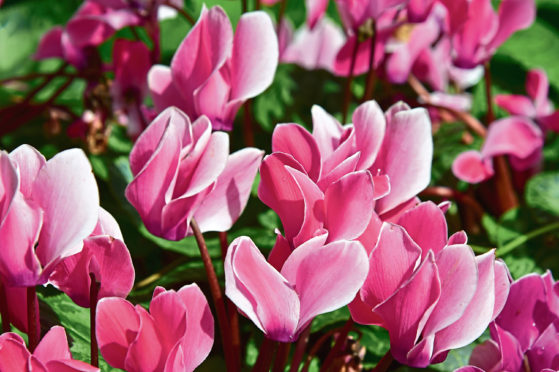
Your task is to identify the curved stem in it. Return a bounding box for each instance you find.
[362,21,377,102]
[371,349,395,372]
[0,282,11,333]
[252,337,277,372]
[89,273,100,367]
[499,221,559,256]
[190,219,236,371]
[289,324,312,372]
[342,39,360,123]
[27,287,40,352]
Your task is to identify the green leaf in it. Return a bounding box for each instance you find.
[525,171,559,216]
[311,307,350,333]
[356,325,390,368]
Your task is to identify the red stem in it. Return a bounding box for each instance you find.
[319,318,354,372]
[273,342,291,372]
[277,0,288,31]
[89,273,100,367]
[190,219,236,371]
[0,282,11,333]
[27,287,40,352]
[243,100,255,147]
[289,324,312,372]
[371,349,395,372]
[342,38,360,123]
[252,337,277,372]
[362,21,377,102]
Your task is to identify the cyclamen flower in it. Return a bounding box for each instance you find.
[451,0,535,68]
[225,235,369,342]
[452,117,543,184]
[96,284,213,372]
[350,202,510,367]
[0,145,99,286]
[125,107,263,241]
[49,207,135,308]
[259,101,432,224]
[457,272,559,372]
[148,6,278,131]
[496,69,559,132]
[0,326,98,371]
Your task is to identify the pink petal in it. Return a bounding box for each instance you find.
[311,105,344,159]
[34,27,64,60]
[171,6,232,107]
[224,237,300,342]
[258,153,308,241]
[92,207,123,240]
[356,212,383,255]
[373,107,433,214]
[491,260,511,320]
[193,71,231,128]
[488,0,536,51]
[317,152,361,191]
[494,94,536,117]
[407,0,434,22]
[0,333,31,371]
[147,65,189,114]
[44,360,99,372]
[8,144,46,198]
[352,101,386,170]
[422,245,478,337]
[482,117,543,160]
[396,201,448,258]
[32,149,99,271]
[0,152,19,224]
[272,124,322,181]
[33,326,71,365]
[323,171,375,241]
[229,11,278,101]
[333,35,377,77]
[360,223,422,308]
[195,148,263,232]
[374,252,441,366]
[149,289,188,355]
[448,231,468,245]
[432,250,499,356]
[452,150,494,184]
[112,39,151,97]
[281,238,369,331]
[176,284,215,371]
[96,297,140,369]
[305,0,329,29]
[268,233,293,271]
[348,292,385,326]
[125,306,164,372]
[0,194,43,286]
[526,69,549,111]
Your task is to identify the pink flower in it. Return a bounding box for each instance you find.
[111,39,152,138]
[96,284,213,372]
[458,272,559,372]
[0,145,99,286]
[451,0,535,68]
[35,1,141,68]
[496,69,559,132]
[349,202,510,367]
[0,326,99,371]
[259,101,432,223]
[49,208,134,308]
[148,6,278,131]
[335,0,408,31]
[224,235,369,342]
[281,18,346,73]
[125,107,263,240]
[452,117,543,183]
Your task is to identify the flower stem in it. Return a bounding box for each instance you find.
[319,318,353,372]
[252,337,277,372]
[243,100,255,147]
[0,282,11,333]
[371,349,395,372]
[362,21,377,102]
[27,287,40,352]
[278,0,288,32]
[499,221,559,256]
[342,39,360,123]
[89,273,100,367]
[273,342,291,372]
[289,324,312,372]
[190,219,236,372]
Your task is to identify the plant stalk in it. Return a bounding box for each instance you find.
[89,273,100,367]
[27,287,40,352]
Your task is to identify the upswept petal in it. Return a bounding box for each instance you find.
[323,171,375,242]
[8,144,46,197]
[0,333,31,371]
[224,237,300,342]
[432,250,499,357]
[305,0,329,29]
[194,148,263,232]
[526,68,549,111]
[374,252,441,366]
[281,238,369,330]
[481,117,543,160]
[93,207,123,240]
[96,297,141,370]
[147,65,188,114]
[272,124,322,181]
[229,11,278,101]
[396,201,448,258]
[494,94,536,117]
[149,289,188,355]
[360,223,422,308]
[374,107,432,214]
[0,152,18,224]
[34,27,64,60]
[451,150,494,184]
[125,306,164,372]
[33,326,71,365]
[311,105,344,159]
[352,101,386,170]
[488,0,535,51]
